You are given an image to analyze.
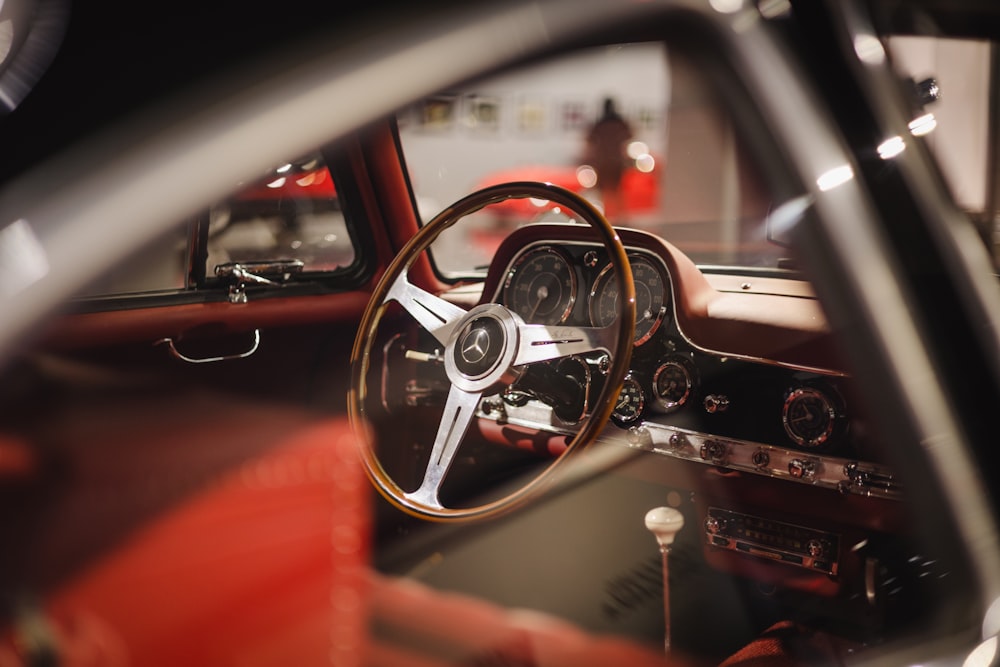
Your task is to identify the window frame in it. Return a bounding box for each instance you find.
[66,148,377,313]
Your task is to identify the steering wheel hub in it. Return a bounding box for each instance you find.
[445,304,521,392]
[456,318,502,374]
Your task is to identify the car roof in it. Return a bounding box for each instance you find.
[0,0,461,187]
[5,0,1000,188]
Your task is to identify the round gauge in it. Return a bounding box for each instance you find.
[502,246,577,325]
[612,375,645,426]
[588,253,668,345]
[782,386,839,448]
[652,357,696,411]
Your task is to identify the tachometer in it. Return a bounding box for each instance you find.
[502,246,577,325]
[588,253,668,345]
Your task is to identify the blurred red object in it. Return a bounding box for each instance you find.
[475,161,658,223]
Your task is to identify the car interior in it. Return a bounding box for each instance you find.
[0,1,998,666]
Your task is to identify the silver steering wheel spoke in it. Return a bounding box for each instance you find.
[405,384,484,510]
[513,322,618,366]
[386,268,467,346]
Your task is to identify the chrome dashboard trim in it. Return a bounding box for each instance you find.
[475,398,902,500]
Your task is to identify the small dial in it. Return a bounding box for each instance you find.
[652,357,695,411]
[588,253,668,345]
[502,246,577,325]
[612,375,645,426]
[782,386,839,448]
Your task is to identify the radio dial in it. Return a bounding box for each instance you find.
[807,539,825,558]
[705,516,726,534]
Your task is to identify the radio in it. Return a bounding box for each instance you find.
[704,507,840,575]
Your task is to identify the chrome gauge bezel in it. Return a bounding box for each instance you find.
[588,252,668,346]
[781,386,840,448]
[652,356,697,411]
[501,245,577,325]
[611,374,646,426]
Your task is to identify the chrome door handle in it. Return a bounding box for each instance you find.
[154,329,260,364]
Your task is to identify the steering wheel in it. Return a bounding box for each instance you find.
[349,182,635,521]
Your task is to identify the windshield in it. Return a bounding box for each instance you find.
[399,33,995,278]
[398,43,790,277]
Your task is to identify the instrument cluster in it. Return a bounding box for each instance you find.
[498,242,671,346]
[491,240,863,463]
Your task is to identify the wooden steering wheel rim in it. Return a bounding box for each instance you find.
[348,181,635,521]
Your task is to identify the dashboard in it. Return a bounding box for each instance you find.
[470,224,899,501]
[388,222,923,628]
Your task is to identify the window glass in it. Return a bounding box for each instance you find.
[78,223,190,297]
[886,36,991,216]
[884,36,998,267]
[207,153,353,274]
[78,152,354,298]
[398,42,788,277]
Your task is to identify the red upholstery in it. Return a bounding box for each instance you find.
[0,382,685,667]
[0,376,821,667]
[2,416,371,667]
[718,621,860,667]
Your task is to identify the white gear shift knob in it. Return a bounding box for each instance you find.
[645,506,685,654]
[645,506,685,549]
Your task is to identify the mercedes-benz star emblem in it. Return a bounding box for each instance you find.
[460,327,491,364]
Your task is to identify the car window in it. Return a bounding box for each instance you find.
[884,35,996,258]
[207,153,352,272]
[400,33,1000,280]
[77,152,355,298]
[76,222,191,297]
[399,42,790,278]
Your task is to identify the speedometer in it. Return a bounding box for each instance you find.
[588,253,668,345]
[502,246,577,325]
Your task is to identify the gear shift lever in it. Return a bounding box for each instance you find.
[645,506,685,653]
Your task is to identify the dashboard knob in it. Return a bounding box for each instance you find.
[807,539,825,558]
[703,394,730,413]
[788,458,818,481]
[627,425,652,447]
[480,399,504,417]
[700,440,728,464]
[751,449,770,468]
[667,432,687,450]
[704,516,726,534]
[595,354,611,375]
